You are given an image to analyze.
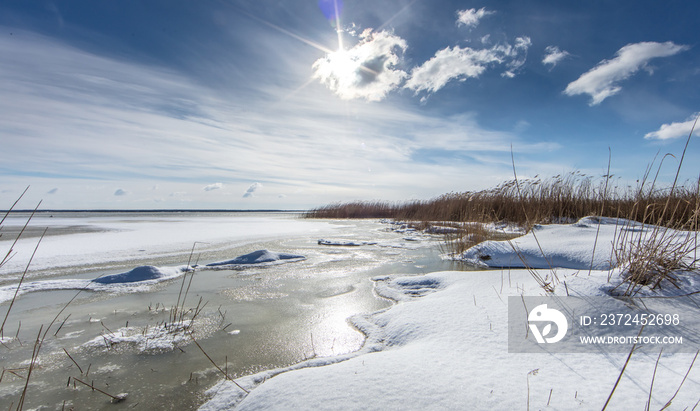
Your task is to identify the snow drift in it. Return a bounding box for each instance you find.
[92,265,189,284]
[205,249,306,268]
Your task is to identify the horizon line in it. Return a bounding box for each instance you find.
[2,208,309,213]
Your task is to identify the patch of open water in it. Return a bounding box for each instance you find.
[0,213,470,409]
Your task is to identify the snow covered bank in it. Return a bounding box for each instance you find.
[460,216,698,272]
[459,216,622,270]
[200,216,700,410]
[201,269,700,410]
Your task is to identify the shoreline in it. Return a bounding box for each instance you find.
[201,216,700,409]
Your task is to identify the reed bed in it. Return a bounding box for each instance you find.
[306,172,700,231]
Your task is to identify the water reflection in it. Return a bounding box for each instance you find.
[0,217,461,409]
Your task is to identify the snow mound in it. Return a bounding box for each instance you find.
[92,265,188,284]
[0,265,190,303]
[206,250,305,268]
[81,320,194,353]
[460,216,625,270]
[317,239,378,246]
[424,225,462,234]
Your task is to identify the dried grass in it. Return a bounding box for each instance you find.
[305,174,700,232]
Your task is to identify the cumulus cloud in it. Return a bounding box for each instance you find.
[405,37,531,93]
[312,29,407,101]
[114,189,128,196]
[203,182,223,191]
[564,41,688,105]
[644,113,699,140]
[243,182,263,198]
[456,8,495,28]
[542,46,570,68]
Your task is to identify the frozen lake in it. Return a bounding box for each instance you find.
[0,212,459,409]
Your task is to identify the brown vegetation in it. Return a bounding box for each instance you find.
[305,171,700,231]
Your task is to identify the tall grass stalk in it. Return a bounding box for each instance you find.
[611,114,699,295]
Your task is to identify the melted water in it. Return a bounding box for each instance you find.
[0,214,465,409]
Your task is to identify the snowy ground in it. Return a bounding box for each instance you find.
[202,217,700,410]
[0,212,332,278]
[0,213,447,409]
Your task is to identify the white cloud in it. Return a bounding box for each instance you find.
[456,8,495,28]
[542,46,570,68]
[405,37,531,93]
[501,36,531,78]
[203,182,223,191]
[243,182,263,198]
[0,28,562,209]
[114,189,128,196]
[564,41,688,105]
[644,113,699,140]
[312,29,407,101]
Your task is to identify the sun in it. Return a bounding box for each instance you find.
[323,49,360,83]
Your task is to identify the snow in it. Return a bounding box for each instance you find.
[0,213,332,276]
[200,216,700,410]
[460,216,637,270]
[92,265,188,284]
[205,250,305,268]
[424,225,462,234]
[201,270,700,410]
[80,319,197,353]
[0,248,307,303]
[317,239,378,246]
[0,265,190,304]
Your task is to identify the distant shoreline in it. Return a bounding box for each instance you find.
[2,209,306,214]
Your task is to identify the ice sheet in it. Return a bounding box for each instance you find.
[0,213,332,277]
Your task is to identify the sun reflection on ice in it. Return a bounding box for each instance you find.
[310,293,367,357]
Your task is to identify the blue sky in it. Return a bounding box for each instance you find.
[1,0,698,209]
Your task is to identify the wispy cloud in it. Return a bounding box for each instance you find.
[542,46,570,68]
[47,188,58,194]
[644,113,699,140]
[405,37,531,93]
[203,183,223,191]
[564,41,688,105]
[312,29,407,101]
[456,8,495,28]
[243,182,263,198]
[0,24,560,208]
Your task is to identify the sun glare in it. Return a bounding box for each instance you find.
[325,49,358,81]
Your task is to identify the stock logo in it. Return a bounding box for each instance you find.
[528,304,568,344]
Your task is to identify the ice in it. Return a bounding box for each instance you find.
[0,247,310,302]
[0,265,190,303]
[0,213,333,276]
[205,249,305,268]
[80,320,195,353]
[201,217,700,410]
[424,225,461,234]
[317,239,378,246]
